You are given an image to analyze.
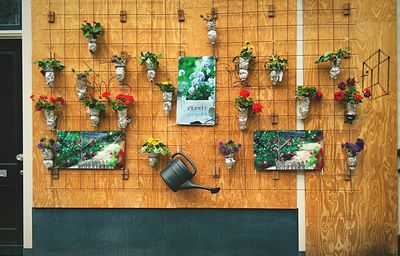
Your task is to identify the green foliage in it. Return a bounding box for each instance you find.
[156,81,176,93]
[296,86,317,97]
[139,137,170,155]
[233,42,256,61]
[34,58,64,71]
[138,51,162,67]
[80,21,104,39]
[264,55,288,71]
[315,48,350,65]
[83,95,106,111]
[234,95,254,109]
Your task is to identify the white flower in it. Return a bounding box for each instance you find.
[188,87,195,95]
[207,77,215,86]
[196,72,205,81]
[202,60,210,68]
[178,69,185,76]
[189,72,197,80]
[191,78,200,86]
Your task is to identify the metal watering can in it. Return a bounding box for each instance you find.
[160,152,221,194]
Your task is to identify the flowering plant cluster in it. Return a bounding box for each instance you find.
[80,20,104,39]
[363,87,372,98]
[83,93,106,111]
[102,92,134,111]
[233,41,256,61]
[139,137,170,155]
[264,55,288,71]
[334,78,363,104]
[37,137,60,152]
[296,86,323,99]
[234,89,263,113]
[218,140,241,157]
[183,70,214,100]
[156,81,176,93]
[31,95,65,111]
[342,138,365,156]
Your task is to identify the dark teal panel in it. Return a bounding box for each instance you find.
[32,209,298,256]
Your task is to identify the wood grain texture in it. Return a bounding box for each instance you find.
[32,0,297,208]
[304,0,397,254]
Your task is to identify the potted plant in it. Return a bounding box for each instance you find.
[139,137,170,167]
[315,48,350,79]
[234,89,263,130]
[233,42,256,82]
[37,137,60,169]
[80,20,104,53]
[71,68,91,99]
[138,51,162,82]
[34,58,64,87]
[295,86,323,120]
[218,140,241,169]
[156,81,176,116]
[31,95,65,130]
[102,91,134,129]
[334,77,363,123]
[111,52,131,84]
[264,55,288,85]
[83,93,106,127]
[200,13,217,45]
[342,138,364,179]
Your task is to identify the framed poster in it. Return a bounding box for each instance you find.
[55,130,125,169]
[254,130,324,171]
[176,56,216,125]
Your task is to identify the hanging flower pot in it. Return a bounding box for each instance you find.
[83,94,105,127]
[148,152,159,167]
[233,42,255,83]
[111,53,130,84]
[72,68,91,99]
[31,95,64,130]
[81,21,104,54]
[315,48,350,80]
[333,78,362,123]
[296,96,311,120]
[34,58,64,88]
[37,137,59,169]
[234,89,263,130]
[103,92,134,129]
[218,140,241,169]
[139,51,162,83]
[238,107,248,131]
[139,137,170,168]
[200,13,217,45]
[156,81,176,116]
[347,153,357,172]
[117,108,130,129]
[342,138,364,179]
[264,55,288,86]
[44,109,58,130]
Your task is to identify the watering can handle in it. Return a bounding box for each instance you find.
[170,152,197,175]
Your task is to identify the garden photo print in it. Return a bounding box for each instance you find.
[254,130,324,171]
[177,56,216,125]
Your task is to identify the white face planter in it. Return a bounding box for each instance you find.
[146,63,156,82]
[77,77,88,99]
[41,148,54,169]
[296,96,311,120]
[115,65,125,83]
[44,109,57,130]
[87,108,101,127]
[270,68,283,86]
[148,153,159,167]
[225,155,236,169]
[239,69,249,81]
[238,107,248,130]
[117,109,131,129]
[88,37,97,53]
[330,59,341,80]
[207,20,217,45]
[162,92,173,116]
[45,69,55,87]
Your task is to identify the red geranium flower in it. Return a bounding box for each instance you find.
[102,91,111,98]
[334,91,345,101]
[49,97,57,104]
[338,82,346,90]
[363,87,372,98]
[316,89,323,99]
[354,94,362,100]
[252,103,263,113]
[239,89,250,98]
[30,94,34,100]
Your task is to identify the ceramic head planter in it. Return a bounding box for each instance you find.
[200,13,218,45]
[37,137,59,169]
[156,81,176,116]
[218,140,241,169]
[34,58,64,87]
[111,52,131,84]
[234,89,263,130]
[233,42,256,83]
[31,95,65,130]
[138,51,162,82]
[71,68,91,99]
[342,138,364,179]
[264,55,288,86]
[315,48,350,80]
[81,20,104,54]
[295,86,323,120]
[83,94,106,127]
[139,137,170,167]
[103,91,134,129]
[333,78,363,123]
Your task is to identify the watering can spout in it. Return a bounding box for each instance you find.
[180,180,221,194]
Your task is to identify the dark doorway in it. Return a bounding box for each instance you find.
[0,39,23,255]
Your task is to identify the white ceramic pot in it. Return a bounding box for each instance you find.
[238,107,248,131]
[270,67,283,86]
[44,109,57,130]
[148,152,159,167]
[162,91,173,116]
[115,65,125,83]
[345,102,357,123]
[207,20,217,44]
[117,109,130,129]
[77,77,87,99]
[45,68,55,87]
[87,107,100,127]
[42,148,54,168]
[146,63,156,82]
[296,96,311,120]
[330,60,340,80]
[225,154,236,169]
[88,37,97,53]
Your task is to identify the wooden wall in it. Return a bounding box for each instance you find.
[31,0,397,253]
[32,0,297,208]
[303,0,397,254]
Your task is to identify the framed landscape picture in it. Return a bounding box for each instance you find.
[55,131,125,169]
[176,56,216,125]
[254,130,324,171]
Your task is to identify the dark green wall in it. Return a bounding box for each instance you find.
[27,209,298,256]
